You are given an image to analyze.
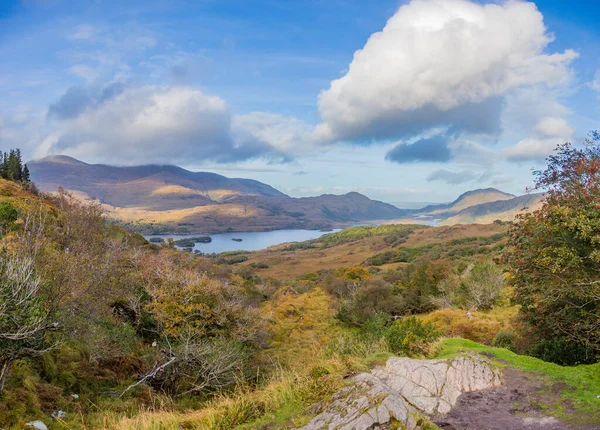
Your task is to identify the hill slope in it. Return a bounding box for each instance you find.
[28,155,407,233]
[28,155,287,209]
[419,188,515,216]
[440,193,545,225]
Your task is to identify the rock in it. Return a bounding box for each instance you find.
[51,410,67,419]
[25,421,48,430]
[297,355,502,430]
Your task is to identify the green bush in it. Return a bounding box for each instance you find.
[492,331,516,350]
[384,317,439,356]
[336,280,404,325]
[222,255,249,265]
[0,201,18,234]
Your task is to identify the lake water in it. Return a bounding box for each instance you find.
[146,229,341,254]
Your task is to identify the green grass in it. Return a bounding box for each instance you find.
[434,338,600,424]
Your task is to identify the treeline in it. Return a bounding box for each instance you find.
[0,148,30,182]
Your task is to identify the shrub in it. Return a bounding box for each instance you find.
[337,280,404,325]
[0,201,18,235]
[222,255,249,265]
[462,261,506,310]
[384,317,439,356]
[250,262,269,269]
[492,331,516,350]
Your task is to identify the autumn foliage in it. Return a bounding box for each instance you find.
[504,132,600,364]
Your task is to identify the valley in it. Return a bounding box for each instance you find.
[28,155,543,234]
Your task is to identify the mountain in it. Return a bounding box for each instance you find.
[28,155,286,210]
[439,193,545,225]
[418,188,515,217]
[28,155,407,233]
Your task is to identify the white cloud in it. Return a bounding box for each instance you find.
[232,112,315,155]
[426,169,481,185]
[68,24,96,41]
[315,0,577,144]
[504,117,574,162]
[40,85,295,164]
[69,64,99,82]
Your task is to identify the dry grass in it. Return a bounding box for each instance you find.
[420,306,520,345]
[244,223,508,279]
[96,288,350,430]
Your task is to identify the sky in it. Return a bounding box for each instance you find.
[0,0,599,205]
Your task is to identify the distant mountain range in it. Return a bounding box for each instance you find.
[28,155,544,233]
[28,156,407,233]
[438,193,544,225]
[418,188,515,216]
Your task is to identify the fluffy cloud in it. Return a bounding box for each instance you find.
[232,112,315,155]
[41,85,297,164]
[385,135,451,163]
[315,0,577,145]
[426,169,481,185]
[47,82,125,120]
[504,117,574,162]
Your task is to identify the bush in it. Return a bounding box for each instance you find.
[222,255,249,265]
[492,331,516,350]
[0,201,18,234]
[462,262,506,310]
[250,262,269,269]
[384,317,439,356]
[337,280,404,325]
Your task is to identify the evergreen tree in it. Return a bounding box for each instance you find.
[22,164,30,183]
[0,152,7,180]
[14,149,22,181]
[0,148,29,183]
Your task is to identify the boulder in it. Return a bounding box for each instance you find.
[25,421,48,430]
[298,355,502,430]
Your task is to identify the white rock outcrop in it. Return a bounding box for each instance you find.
[25,421,48,430]
[298,355,502,430]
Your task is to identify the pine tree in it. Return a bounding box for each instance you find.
[22,164,30,183]
[0,152,5,179]
[0,148,28,183]
[0,152,7,180]
[14,149,22,181]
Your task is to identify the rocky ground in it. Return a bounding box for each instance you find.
[435,367,600,430]
[297,355,599,430]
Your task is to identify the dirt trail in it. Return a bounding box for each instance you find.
[434,367,600,430]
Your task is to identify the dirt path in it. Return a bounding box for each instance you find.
[434,367,600,430]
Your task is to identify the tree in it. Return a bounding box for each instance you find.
[503,131,600,364]
[22,164,30,182]
[0,148,27,183]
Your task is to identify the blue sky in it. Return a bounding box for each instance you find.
[0,0,599,205]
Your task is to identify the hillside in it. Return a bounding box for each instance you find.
[418,188,515,216]
[440,193,545,225]
[28,155,287,209]
[29,155,407,233]
[1,176,598,430]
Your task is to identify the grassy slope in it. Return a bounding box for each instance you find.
[434,338,600,425]
[243,223,508,279]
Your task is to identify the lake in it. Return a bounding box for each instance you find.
[146,229,341,254]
